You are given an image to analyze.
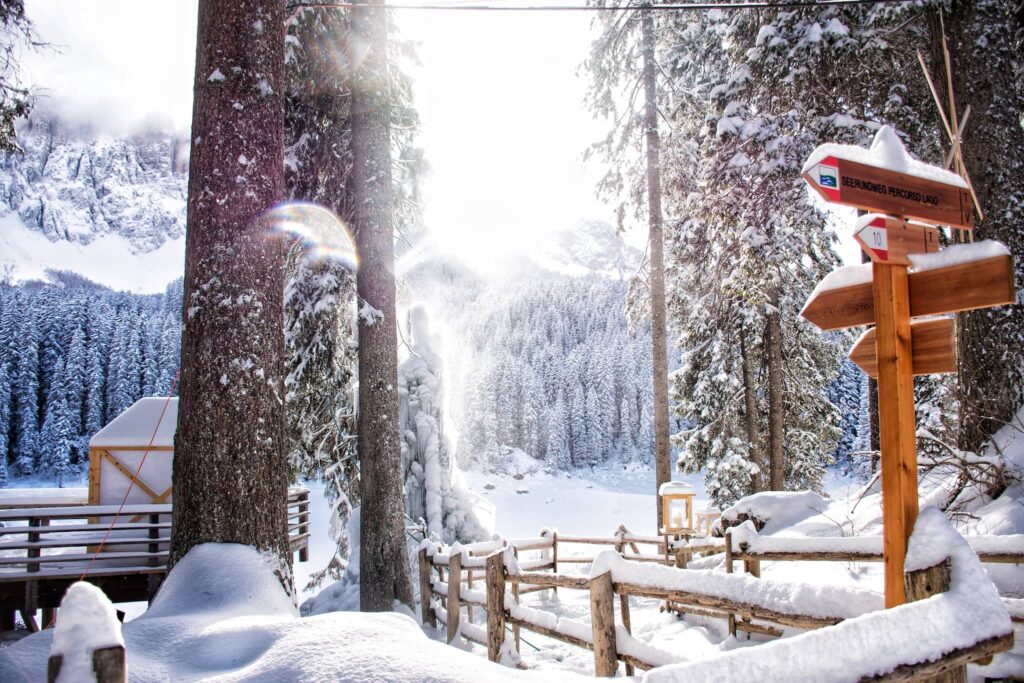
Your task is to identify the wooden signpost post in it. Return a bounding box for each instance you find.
[800,128,1015,608]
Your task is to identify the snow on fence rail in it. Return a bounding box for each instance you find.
[419,512,1015,679]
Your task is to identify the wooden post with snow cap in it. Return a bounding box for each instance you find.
[904,559,966,683]
[589,571,618,677]
[47,582,126,683]
[418,548,436,629]
[485,550,505,663]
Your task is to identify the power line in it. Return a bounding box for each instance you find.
[287,0,915,11]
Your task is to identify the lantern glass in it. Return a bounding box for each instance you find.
[668,497,687,532]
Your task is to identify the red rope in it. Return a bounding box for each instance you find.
[44,372,182,629]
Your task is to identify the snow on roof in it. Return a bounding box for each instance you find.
[659,481,695,496]
[908,239,1010,272]
[643,508,1013,682]
[89,397,178,448]
[802,125,969,189]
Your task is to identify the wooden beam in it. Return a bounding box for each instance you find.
[801,255,1015,331]
[485,552,505,663]
[873,262,917,608]
[862,632,1012,682]
[849,318,956,378]
[589,571,618,677]
[418,549,436,629]
[447,552,462,644]
[802,156,973,228]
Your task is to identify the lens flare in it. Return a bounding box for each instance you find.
[265,201,358,269]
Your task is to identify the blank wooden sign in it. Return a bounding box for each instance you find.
[849,317,956,378]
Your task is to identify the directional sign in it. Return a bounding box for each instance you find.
[854,215,940,266]
[800,254,1015,331]
[803,156,974,229]
[848,317,956,378]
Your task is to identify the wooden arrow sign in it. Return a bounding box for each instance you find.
[801,254,1015,331]
[854,215,940,266]
[849,317,956,378]
[803,157,974,229]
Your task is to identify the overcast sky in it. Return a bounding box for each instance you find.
[22,0,627,265]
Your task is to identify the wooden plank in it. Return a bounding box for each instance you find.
[447,552,462,644]
[874,262,917,608]
[614,581,842,630]
[88,449,101,507]
[0,504,172,521]
[418,548,436,629]
[0,550,168,566]
[506,572,591,590]
[854,216,940,265]
[849,318,956,378]
[0,537,170,551]
[802,156,973,228]
[590,571,618,676]
[863,632,1012,682]
[0,523,171,536]
[801,255,1015,331]
[485,552,505,663]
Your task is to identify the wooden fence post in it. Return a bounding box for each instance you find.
[447,552,462,644]
[905,560,965,683]
[485,551,506,663]
[551,531,559,594]
[48,645,126,683]
[298,490,310,563]
[590,571,618,677]
[724,530,736,637]
[418,548,436,629]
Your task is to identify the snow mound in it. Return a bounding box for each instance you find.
[1,541,584,682]
[720,490,829,533]
[142,543,297,621]
[802,125,968,189]
[50,582,124,683]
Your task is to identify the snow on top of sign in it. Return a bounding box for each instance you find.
[908,240,1010,272]
[89,397,178,448]
[659,481,695,496]
[50,582,124,683]
[802,125,968,189]
[803,263,872,301]
[642,508,1013,683]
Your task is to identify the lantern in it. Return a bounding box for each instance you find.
[659,481,695,534]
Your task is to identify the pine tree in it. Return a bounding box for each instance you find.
[38,361,74,485]
[171,0,293,579]
[13,308,39,473]
[0,362,9,486]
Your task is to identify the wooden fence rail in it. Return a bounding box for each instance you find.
[0,487,311,632]
[419,525,1016,678]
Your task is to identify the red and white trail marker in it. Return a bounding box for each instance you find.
[854,215,940,266]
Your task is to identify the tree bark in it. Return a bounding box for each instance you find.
[766,290,785,491]
[351,0,414,611]
[642,5,671,529]
[740,334,762,492]
[930,5,1024,454]
[171,0,291,578]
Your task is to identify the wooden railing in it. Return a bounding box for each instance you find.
[419,522,1016,678]
[0,487,311,632]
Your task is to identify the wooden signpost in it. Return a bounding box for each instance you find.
[803,155,974,229]
[801,128,1015,608]
[853,215,940,266]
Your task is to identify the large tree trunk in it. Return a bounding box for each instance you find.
[351,0,414,611]
[641,6,671,530]
[932,5,1024,453]
[740,334,762,492]
[171,0,291,576]
[766,290,785,491]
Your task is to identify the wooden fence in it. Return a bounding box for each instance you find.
[0,487,311,632]
[419,528,1019,678]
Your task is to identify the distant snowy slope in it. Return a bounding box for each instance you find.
[0,115,188,291]
[532,219,643,279]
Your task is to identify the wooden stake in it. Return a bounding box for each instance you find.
[485,551,505,663]
[905,559,966,683]
[418,548,436,629]
[873,261,919,608]
[589,571,618,677]
[447,552,462,644]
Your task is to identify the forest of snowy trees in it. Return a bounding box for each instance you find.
[0,276,181,485]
